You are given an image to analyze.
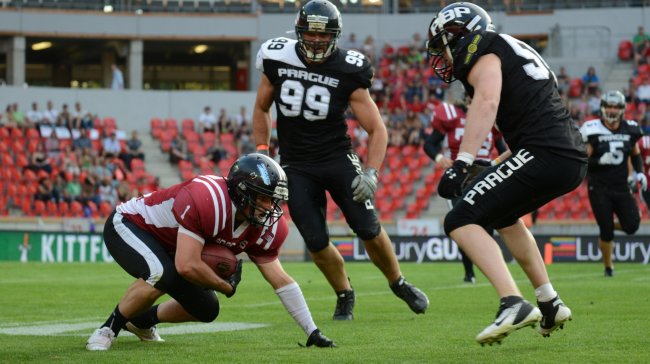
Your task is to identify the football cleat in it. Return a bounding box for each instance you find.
[476,296,542,346]
[464,274,476,284]
[333,289,355,320]
[125,322,165,342]
[86,327,115,351]
[537,295,572,337]
[390,276,429,314]
[604,267,614,277]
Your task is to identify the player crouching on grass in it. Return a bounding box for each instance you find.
[86,153,335,351]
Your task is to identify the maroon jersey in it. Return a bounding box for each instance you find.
[639,135,650,175]
[431,102,501,160]
[116,175,288,264]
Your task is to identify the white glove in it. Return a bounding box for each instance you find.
[636,172,648,192]
[598,153,616,165]
[351,168,378,202]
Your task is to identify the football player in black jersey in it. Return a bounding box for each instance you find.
[579,90,646,278]
[427,2,588,345]
[252,0,429,321]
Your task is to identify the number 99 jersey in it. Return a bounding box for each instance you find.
[256,37,373,163]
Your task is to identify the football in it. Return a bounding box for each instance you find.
[201,244,237,279]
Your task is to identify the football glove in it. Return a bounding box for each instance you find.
[225,259,243,298]
[351,168,378,202]
[465,159,492,185]
[304,329,336,348]
[636,172,648,192]
[438,160,470,199]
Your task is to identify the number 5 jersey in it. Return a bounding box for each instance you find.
[256,37,373,163]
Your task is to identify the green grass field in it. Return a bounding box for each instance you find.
[1,261,649,364]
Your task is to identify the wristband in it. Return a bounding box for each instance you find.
[256,144,269,152]
[491,157,501,166]
[456,152,475,166]
[435,154,444,163]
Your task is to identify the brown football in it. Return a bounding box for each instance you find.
[201,244,237,279]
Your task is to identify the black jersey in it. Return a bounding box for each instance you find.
[452,31,587,161]
[580,118,643,189]
[256,37,373,163]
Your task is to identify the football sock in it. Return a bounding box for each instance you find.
[276,282,317,336]
[102,304,129,336]
[129,304,161,329]
[535,283,558,302]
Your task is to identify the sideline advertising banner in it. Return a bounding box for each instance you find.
[328,235,650,264]
[0,231,112,263]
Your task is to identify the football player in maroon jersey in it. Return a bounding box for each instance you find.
[423,95,508,284]
[86,153,335,350]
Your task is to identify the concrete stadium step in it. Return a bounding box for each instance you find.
[140,132,181,188]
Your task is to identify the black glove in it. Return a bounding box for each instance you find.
[304,329,336,348]
[437,160,470,199]
[351,168,378,202]
[465,159,492,186]
[225,259,243,298]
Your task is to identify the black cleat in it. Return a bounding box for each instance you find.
[604,267,614,277]
[463,274,476,284]
[390,276,429,314]
[333,289,355,320]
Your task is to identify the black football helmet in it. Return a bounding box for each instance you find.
[295,0,342,63]
[426,2,495,83]
[600,90,626,125]
[227,153,289,227]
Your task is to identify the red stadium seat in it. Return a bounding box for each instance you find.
[99,201,113,217]
[33,200,46,216]
[70,201,84,217]
[87,201,99,218]
[618,40,633,61]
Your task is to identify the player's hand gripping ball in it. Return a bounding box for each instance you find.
[201,244,237,279]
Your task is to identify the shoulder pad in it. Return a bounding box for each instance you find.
[433,102,460,123]
[580,119,607,137]
[256,38,304,71]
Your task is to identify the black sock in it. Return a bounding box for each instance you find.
[129,304,161,329]
[459,249,474,276]
[101,305,128,336]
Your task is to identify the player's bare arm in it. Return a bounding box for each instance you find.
[460,54,502,160]
[349,87,387,170]
[175,231,234,295]
[256,259,296,289]
[253,73,275,148]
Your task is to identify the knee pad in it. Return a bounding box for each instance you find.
[302,232,331,253]
[621,222,640,236]
[600,230,614,242]
[350,222,381,241]
[192,299,220,323]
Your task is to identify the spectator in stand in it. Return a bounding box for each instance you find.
[3,104,16,128]
[27,143,53,174]
[582,66,600,96]
[633,26,650,67]
[203,136,227,165]
[198,106,217,133]
[403,109,423,145]
[35,177,56,202]
[588,89,603,116]
[217,108,232,133]
[71,102,93,130]
[98,178,119,206]
[11,103,26,129]
[66,173,82,203]
[362,35,376,61]
[344,32,359,50]
[52,172,68,203]
[93,156,114,184]
[102,131,122,157]
[42,100,59,126]
[235,123,255,155]
[169,135,189,164]
[556,66,571,98]
[121,130,145,170]
[636,77,650,104]
[58,103,72,128]
[44,132,61,160]
[116,180,138,203]
[232,106,250,129]
[79,148,95,172]
[26,102,43,128]
[73,128,93,153]
[80,172,100,206]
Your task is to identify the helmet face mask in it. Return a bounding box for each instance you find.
[426,2,494,83]
[227,153,289,227]
[600,90,626,126]
[295,0,342,63]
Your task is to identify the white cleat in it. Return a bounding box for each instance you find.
[538,296,572,337]
[125,322,165,342]
[476,297,542,346]
[86,327,116,351]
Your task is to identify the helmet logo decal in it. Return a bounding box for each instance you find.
[257,165,271,185]
[439,6,471,23]
[306,15,328,31]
